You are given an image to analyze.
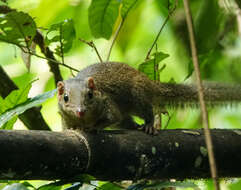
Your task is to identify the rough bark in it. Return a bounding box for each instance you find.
[0,129,240,180]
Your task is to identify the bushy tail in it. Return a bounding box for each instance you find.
[158,82,241,108]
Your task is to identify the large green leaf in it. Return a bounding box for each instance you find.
[45,19,76,57]
[99,182,122,190]
[0,10,36,47]
[155,0,176,15]
[185,51,213,80]
[127,181,198,190]
[88,0,121,39]
[195,0,223,54]
[63,183,82,190]
[0,89,56,128]
[2,183,29,190]
[0,82,33,129]
[37,181,81,190]
[121,0,139,19]
[37,183,61,190]
[0,2,8,6]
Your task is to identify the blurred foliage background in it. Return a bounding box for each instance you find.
[0,0,240,189]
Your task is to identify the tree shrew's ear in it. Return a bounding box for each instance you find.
[57,81,65,96]
[87,77,96,90]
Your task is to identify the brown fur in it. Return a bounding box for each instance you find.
[58,62,241,134]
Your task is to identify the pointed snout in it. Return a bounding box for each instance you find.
[76,107,85,118]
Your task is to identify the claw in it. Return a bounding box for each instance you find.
[142,124,158,135]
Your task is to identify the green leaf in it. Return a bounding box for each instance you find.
[147,181,198,189]
[2,183,29,190]
[88,0,121,39]
[2,116,18,130]
[64,183,82,190]
[99,182,122,190]
[38,183,61,190]
[0,89,56,128]
[138,60,156,80]
[138,51,169,80]
[121,0,138,19]
[0,11,36,47]
[37,181,80,190]
[185,51,213,80]
[155,0,176,15]
[72,174,95,184]
[45,19,76,56]
[151,51,169,63]
[0,2,8,6]
[228,179,241,190]
[127,183,145,190]
[2,87,30,110]
[127,181,198,190]
[195,0,223,54]
[0,82,33,129]
[20,182,35,189]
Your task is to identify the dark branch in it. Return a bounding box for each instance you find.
[33,31,63,83]
[0,129,240,180]
[0,66,50,130]
[0,5,11,13]
[236,0,241,9]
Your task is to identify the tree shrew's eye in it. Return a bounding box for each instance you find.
[64,94,69,102]
[88,91,93,99]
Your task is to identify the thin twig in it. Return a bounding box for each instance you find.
[79,38,103,63]
[145,0,178,60]
[106,19,124,61]
[154,44,158,81]
[20,46,79,72]
[107,0,138,61]
[182,0,220,190]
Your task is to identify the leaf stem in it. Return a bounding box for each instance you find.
[79,38,103,63]
[145,0,178,60]
[106,19,124,61]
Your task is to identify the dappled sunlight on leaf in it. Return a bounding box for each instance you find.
[0,89,56,128]
[0,11,36,47]
[88,0,121,39]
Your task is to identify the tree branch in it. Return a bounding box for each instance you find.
[79,38,103,63]
[0,129,240,180]
[0,66,50,130]
[183,0,220,189]
[33,31,63,84]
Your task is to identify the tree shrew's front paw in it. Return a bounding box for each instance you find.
[142,124,158,135]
